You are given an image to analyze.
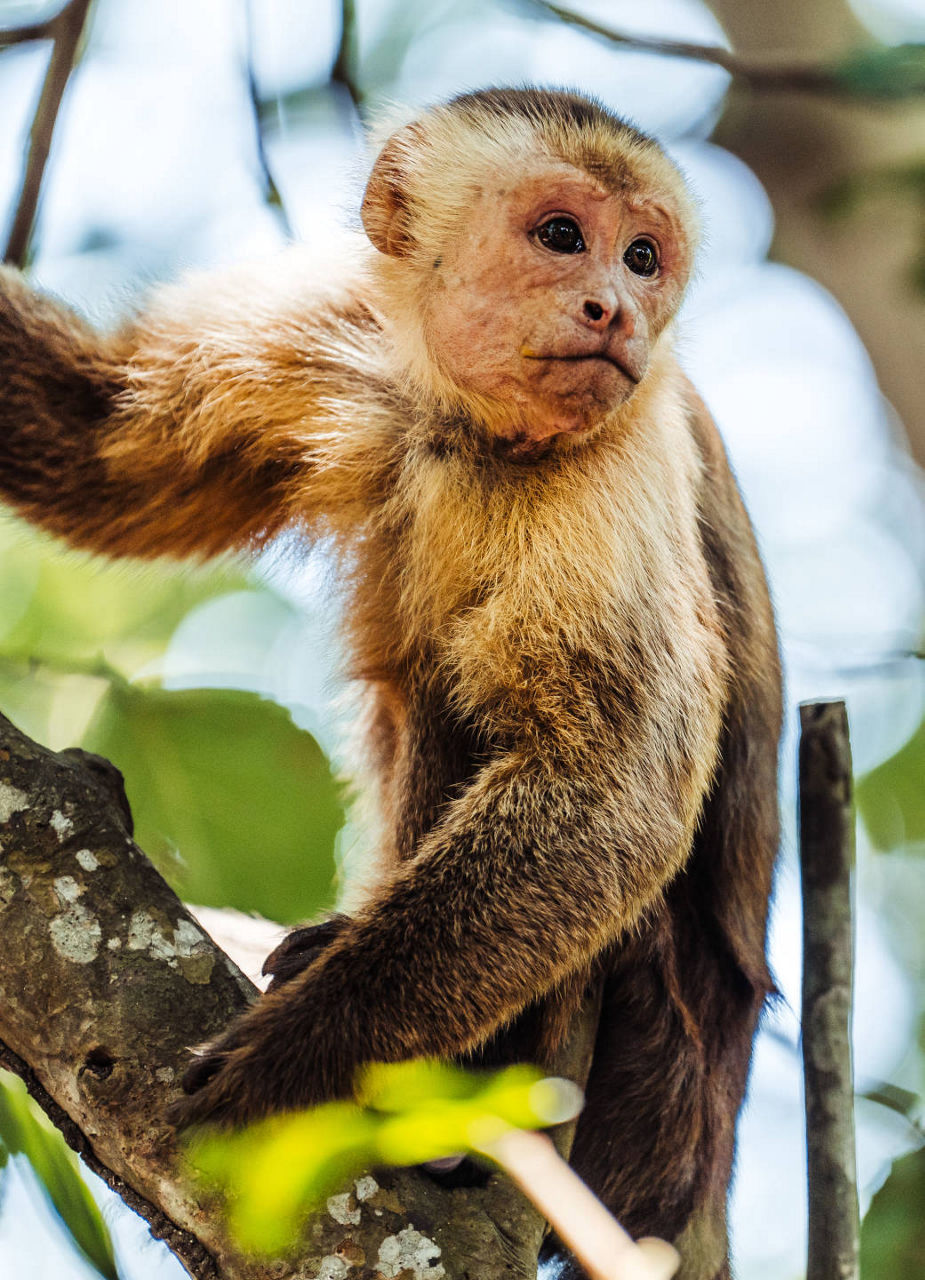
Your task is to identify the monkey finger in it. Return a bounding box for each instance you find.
[179,1049,229,1096]
[166,1078,238,1131]
[262,916,349,988]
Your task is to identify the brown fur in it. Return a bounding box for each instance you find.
[0,89,780,1279]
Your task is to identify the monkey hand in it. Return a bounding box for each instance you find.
[262,914,350,992]
[166,978,355,1131]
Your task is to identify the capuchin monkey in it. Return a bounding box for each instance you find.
[0,89,781,1278]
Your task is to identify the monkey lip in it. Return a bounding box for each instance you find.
[523,351,641,385]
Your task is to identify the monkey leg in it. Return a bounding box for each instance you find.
[546,931,763,1280]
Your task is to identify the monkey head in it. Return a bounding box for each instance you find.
[361,89,699,454]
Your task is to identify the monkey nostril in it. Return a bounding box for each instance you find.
[583,300,605,322]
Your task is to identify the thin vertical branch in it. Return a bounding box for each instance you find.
[241,0,293,240]
[332,0,362,113]
[799,700,860,1280]
[3,0,94,267]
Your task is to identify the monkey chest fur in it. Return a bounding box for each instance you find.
[348,419,729,874]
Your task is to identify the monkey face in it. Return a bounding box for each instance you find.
[420,162,691,448]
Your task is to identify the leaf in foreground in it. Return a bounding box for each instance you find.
[0,1071,118,1280]
[188,1061,582,1256]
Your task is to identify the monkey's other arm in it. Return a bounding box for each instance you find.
[0,255,392,559]
[169,642,724,1129]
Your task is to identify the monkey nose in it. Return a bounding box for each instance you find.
[582,299,614,329]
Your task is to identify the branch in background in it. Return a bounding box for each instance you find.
[799,700,860,1280]
[332,0,362,114]
[2,0,94,268]
[0,17,56,48]
[241,0,293,240]
[529,0,925,100]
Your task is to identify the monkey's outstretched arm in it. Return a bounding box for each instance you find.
[0,255,392,560]
[169,732,711,1129]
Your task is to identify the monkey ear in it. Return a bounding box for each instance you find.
[361,125,422,258]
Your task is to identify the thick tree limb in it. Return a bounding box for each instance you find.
[798,700,860,1280]
[0,708,601,1278]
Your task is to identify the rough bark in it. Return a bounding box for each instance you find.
[798,700,860,1280]
[0,709,600,1279]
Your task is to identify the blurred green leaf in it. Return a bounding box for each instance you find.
[857,715,925,851]
[359,1059,486,1110]
[82,682,343,922]
[0,1072,118,1280]
[830,43,925,99]
[818,163,925,218]
[0,659,63,745]
[816,162,925,295]
[195,1103,377,1254]
[0,519,249,671]
[861,1144,925,1278]
[189,1061,582,1256]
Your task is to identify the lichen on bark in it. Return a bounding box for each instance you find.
[0,710,600,1278]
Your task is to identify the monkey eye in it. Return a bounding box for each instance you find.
[535,217,586,254]
[623,238,659,277]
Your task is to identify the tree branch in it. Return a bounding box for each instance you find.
[241,0,293,239]
[528,0,904,97]
[3,0,94,268]
[332,0,362,113]
[798,700,860,1280]
[0,707,602,1277]
[0,18,56,49]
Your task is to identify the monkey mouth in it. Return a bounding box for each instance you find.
[523,351,641,385]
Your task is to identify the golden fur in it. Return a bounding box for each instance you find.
[0,89,781,1280]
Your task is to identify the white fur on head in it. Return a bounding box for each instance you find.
[360,88,700,425]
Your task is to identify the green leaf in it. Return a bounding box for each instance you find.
[82,683,343,922]
[861,1144,925,1278]
[0,1072,118,1280]
[187,1061,583,1256]
[0,518,249,670]
[817,164,925,218]
[194,1104,378,1255]
[857,714,925,851]
[830,44,925,99]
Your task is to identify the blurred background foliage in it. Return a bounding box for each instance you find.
[0,0,922,1277]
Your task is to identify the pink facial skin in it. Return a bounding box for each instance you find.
[423,162,691,449]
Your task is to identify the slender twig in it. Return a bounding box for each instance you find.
[530,0,870,95]
[3,0,94,268]
[331,0,362,113]
[241,0,293,239]
[799,700,860,1280]
[0,17,56,48]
